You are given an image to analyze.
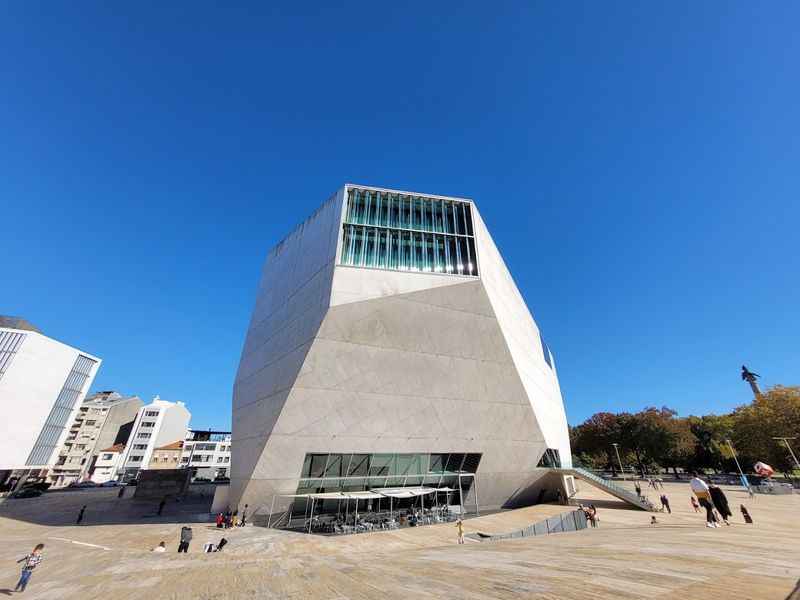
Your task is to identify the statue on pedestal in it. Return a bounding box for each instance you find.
[741,365,761,397]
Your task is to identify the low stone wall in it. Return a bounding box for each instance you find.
[133,469,190,500]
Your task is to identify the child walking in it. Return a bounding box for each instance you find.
[15,544,44,592]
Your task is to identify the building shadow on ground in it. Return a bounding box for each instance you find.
[0,486,215,527]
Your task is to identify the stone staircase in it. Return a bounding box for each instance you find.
[555,467,657,511]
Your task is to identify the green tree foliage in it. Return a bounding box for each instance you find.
[570,386,799,476]
[731,386,800,476]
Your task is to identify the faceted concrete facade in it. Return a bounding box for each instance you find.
[231,185,571,516]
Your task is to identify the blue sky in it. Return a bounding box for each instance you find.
[2,2,798,430]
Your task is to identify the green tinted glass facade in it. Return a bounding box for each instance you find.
[296,452,481,496]
[340,188,478,276]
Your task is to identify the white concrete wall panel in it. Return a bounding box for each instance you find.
[0,329,100,470]
[472,209,572,466]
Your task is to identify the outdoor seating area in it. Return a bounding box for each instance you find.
[278,486,467,535]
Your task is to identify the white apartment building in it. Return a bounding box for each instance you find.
[118,397,191,482]
[91,443,125,484]
[180,430,231,480]
[48,391,142,487]
[0,316,101,484]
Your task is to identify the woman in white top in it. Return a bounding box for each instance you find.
[690,473,719,528]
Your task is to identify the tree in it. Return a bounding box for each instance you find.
[732,386,800,477]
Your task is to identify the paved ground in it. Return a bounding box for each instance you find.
[0,480,797,599]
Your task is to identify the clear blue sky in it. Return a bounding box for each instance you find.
[2,3,798,430]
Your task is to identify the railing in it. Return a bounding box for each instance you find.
[560,467,657,511]
[468,508,588,542]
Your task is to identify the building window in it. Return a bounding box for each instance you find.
[141,421,155,428]
[138,433,151,439]
[540,335,553,369]
[340,188,478,276]
[145,411,159,417]
[536,448,561,468]
[85,420,96,426]
[130,456,142,462]
[102,454,113,460]
[223,457,229,463]
[0,330,26,381]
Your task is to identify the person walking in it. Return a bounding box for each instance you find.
[456,519,465,544]
[588,504,598,527]
[660,494,671,514]
[709,485,732,526]
[76,505,87,525]
[117,486,125,499]
[178,526,193,553]
[241,504,248,527]
[740,505,753,524]
[14,544,44,592]
[157,497,166,516]
[690,473,718,528]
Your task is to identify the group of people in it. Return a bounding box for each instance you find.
[690,472,752,527]
[215,504,248,529]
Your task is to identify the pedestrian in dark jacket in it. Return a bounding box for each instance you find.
[709,486,731,525]
[157,497,166,516]
[76,505,87,525]
[178,526,193,553]
[660,494,671,514]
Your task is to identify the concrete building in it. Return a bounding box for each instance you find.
[180,430,231,480]
[230,185,572,520]
[48,391,143,487]
[0,316,101,484]
[118,397,191,482]
[91,443,125,484]
[148,440,184,470]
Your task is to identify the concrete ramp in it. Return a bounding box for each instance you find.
[555,467,656,511]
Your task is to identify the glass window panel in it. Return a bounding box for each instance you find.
[301,454,312,478]
[434,200,444,232]
[443,235,453,273]
[389,194,399,228]
[414,232,424,271]
[395,454,414,476]
[443,201,455,233]
[365,227,377,267]
[308,454,328,478]
[364,191,374,225]
[379,192,389,226]
[429,454,447,473]
[452,202,464,235]
[376,229,388,269]
[370,453,394,476]
[434,235,446,272]
[324,454,344,478]
[464,203,474,236]
[389,230,400,269]
[456,237,468,274]
[348,454,370,477]
[445,453,465,473]
[413,198,423,230]
[467,237,477,275]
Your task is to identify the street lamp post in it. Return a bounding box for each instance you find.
[773,437,800,471]
[611,443,625,481]
[725,438,750,491]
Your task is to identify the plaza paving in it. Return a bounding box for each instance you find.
[0,480,798,599]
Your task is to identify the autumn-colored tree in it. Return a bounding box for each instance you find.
[732,386,800,476]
